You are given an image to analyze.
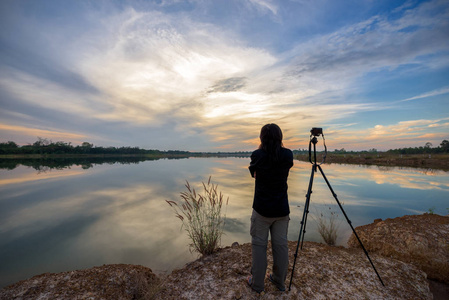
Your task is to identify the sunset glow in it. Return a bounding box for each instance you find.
[1,0,448,151]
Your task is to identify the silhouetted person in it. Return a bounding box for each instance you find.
[247,123,293,294]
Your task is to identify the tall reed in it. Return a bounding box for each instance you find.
[166,176,228,255]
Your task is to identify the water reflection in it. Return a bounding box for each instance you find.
[0,158,448,288]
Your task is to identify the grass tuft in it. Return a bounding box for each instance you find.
[314,206,342,246]
[166,176,228,255]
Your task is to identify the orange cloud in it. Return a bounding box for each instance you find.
[0,123,86,144]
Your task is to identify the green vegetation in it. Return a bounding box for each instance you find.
[0,138,251,159]
[294,140,449,156]
[0,138,190,156]
[387,140,449,154]
[0,138,251,171]
[295,141,449,170]
[2,138,447,156]
[1,138,448,170]
[166,177,228,256]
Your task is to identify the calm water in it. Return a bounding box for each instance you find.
[1,157,448,288]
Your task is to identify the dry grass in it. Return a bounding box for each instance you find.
[166,176,228,256]
[313,206,342,246]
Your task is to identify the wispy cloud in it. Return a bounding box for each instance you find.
[285,1,449,87]
[327,118,449,150]
[0,123,87,144]
[247,0,278,15]
[401,86,449,102]
[0,0,448,150]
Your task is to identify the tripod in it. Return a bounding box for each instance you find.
[288,128,384,291]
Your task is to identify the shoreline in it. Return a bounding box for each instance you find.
[2,213,448,299]
[295,153,449,171]
[1,153,448,171]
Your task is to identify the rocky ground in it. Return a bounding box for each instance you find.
[347,213,449,284]
[158,241,431,299]
[1,214,447,300]
[0,264,157,300]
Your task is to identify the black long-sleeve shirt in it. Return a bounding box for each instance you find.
[249,147,293,218]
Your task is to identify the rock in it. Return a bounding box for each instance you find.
[156,241,431,299]
[3,214,445,299]
[3,242,430,299]
[0,264,159,300]
[347,214,449,284]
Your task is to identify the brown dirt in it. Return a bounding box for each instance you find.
[1,242,432,299]
[347,213,449,284]
[0,264,159,300]
[3,213,447,299]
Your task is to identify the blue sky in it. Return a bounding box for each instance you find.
[0,0,448,151]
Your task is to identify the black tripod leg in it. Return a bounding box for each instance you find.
[317,165,385,286]
[300,166,315,250]
[288,164,316,291]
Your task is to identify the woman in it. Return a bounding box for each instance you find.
[247,123,293,294]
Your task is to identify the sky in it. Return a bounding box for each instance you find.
[0,0,448,152]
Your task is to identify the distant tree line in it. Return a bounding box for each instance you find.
[386,140,449,154]
[1,138,448,156]
[294,140,449,155]
[0,138,189,156]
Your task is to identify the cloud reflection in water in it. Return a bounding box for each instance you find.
[0,158,448,288]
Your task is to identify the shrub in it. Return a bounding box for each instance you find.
[166,176,228,255]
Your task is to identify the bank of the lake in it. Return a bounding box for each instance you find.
[2,152,448,170]
[296,153,449,170]
[1,214,448,300]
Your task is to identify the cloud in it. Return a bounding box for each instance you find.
[208,77,247,93]
[247,0,278,15]
[0,0,448,151]
[70,8,278,125]
[401,86,449,101]
[0,123,87,144]
[284,0,449,86]
[326,117,449,150]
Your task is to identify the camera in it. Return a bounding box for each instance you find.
[310,127,323,137]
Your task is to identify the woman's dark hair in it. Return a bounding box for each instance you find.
[259,123,283,161]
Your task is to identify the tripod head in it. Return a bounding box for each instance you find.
[308,127,327,165]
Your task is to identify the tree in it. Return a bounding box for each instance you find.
[81,142,93,148]
[0,141,18,148]
[0,141,19,154]
[33,137,51,147]
[441,140,449,153]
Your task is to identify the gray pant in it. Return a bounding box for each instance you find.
[250,209,289,292]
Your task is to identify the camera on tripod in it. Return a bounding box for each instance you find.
[310,127,323,137]
[289,127,384,291]
[309,127,326,165]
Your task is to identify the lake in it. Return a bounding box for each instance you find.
[1,157,448,288]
